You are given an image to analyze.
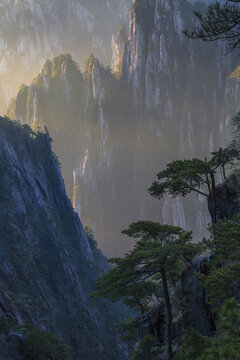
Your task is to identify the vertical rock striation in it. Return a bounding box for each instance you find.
[117,0,236,152]
[8,1,239,257]
[111,0,238,241]
[111,25,128,75]
[8,53,138,256]
[0,0,132,112]
[0,117,129,359]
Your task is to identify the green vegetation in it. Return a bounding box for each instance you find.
[93,122,240,359]
[0,116,61,183]
[93,168,240,359]
[20,325,73,360]
[3,2,240,357]
[178,299,240,360]
[0,116,129,360]
[130,335,161,360]
[174,7,240,355]
[198,215,240,304]
[178,215,240,359]
[184,0,240,54]
[149,147,238,224]
[0,318,73,360]
[93,221,200,360]
[0,317,16,333]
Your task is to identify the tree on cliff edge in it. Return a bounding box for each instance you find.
[149,148,237,224]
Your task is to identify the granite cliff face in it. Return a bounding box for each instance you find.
[111,25,128,75]
[8,53,138,256]
[0,0,131,112]
[8,54,86,196]
[117,0,236,149]
[223,66,240,125]
[111,0,238,242]
[215,173,240,221]
[0,116,129,360]
[8,0,239,257]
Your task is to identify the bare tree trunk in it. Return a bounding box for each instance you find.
[160,268,173,360]
[208,195,216,225]
[209,173,217,224]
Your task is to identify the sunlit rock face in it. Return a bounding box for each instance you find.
[8,54,85,196]
[0,0,131,113]
[8,1,238,257]
[8,53,137,256]
[223,66,240,127]
[0,117,129,359]
[111,25,128,74]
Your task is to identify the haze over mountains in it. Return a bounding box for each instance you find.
[7,0,240,257]
[0,0,216,114]
[0,0,131,113]
[2,1,240,359]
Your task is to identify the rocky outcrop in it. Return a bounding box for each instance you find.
[0,0,131,112]
[8,54,85,197]
[138,256,216,355]
[111,25,128,75]
[8,54,138,256]
[0,116,129,360]
[221,65,240,142]
[216,173,240,221]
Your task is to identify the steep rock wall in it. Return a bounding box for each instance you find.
[0,117,129,359]
[215,173,240,221]
[8,54,138,256]
[117,0,236,151]
[7,1,239,257]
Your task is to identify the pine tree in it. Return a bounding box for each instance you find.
[93,221,200,360]
[184,0,240,54]
[149,148,237,224]
[198,215,240,304]
[178,298,240,360]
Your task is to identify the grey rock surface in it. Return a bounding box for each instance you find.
[0,0,132,112]
[0,116,129,360]
[7,0,240,257]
